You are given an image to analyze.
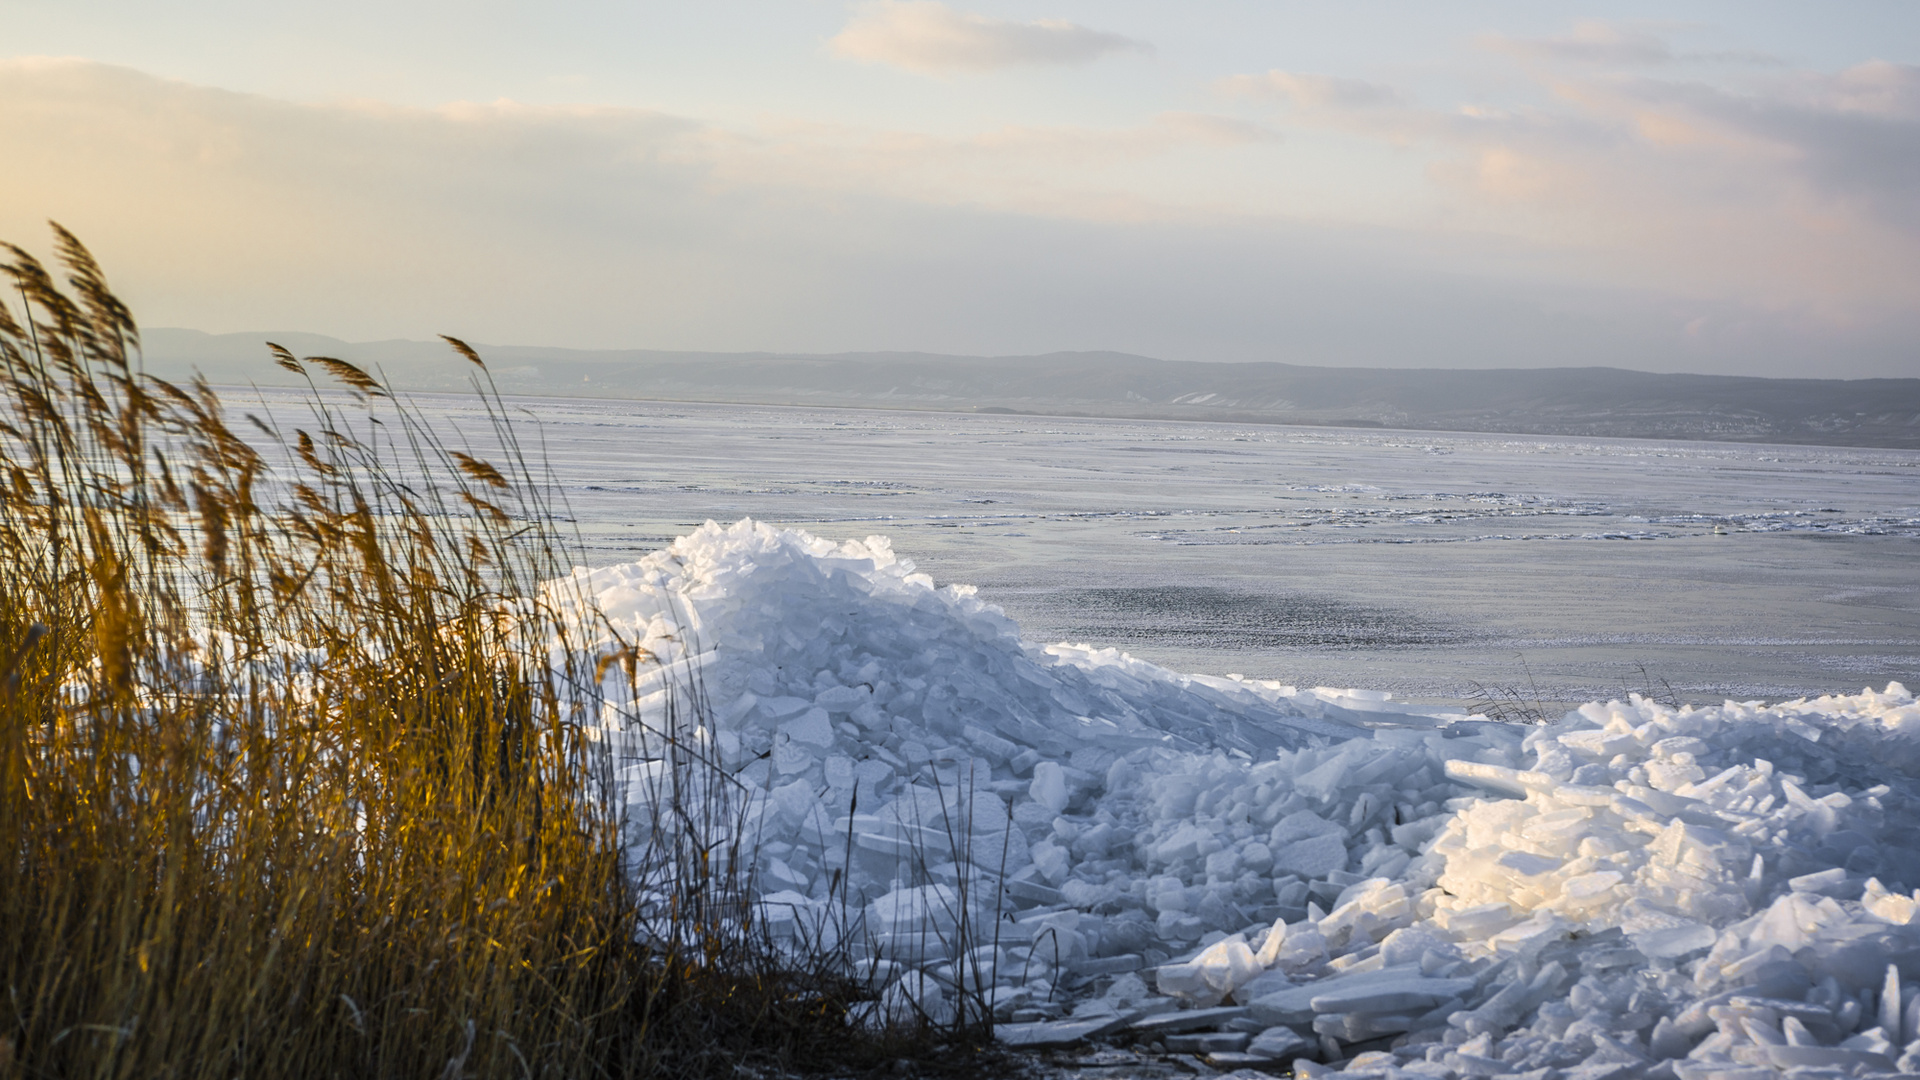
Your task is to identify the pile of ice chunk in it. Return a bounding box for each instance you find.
[567,520,1920,1076]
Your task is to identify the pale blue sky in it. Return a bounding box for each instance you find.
[3,2,1916,376]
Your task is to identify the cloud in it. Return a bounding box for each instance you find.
[1481,20,1674,67]
[1217,70,1400,109]
[0,59,1290,350]
[1216,37,1920,328]
[828,1,1148,74]
[1480,21,1785,70]
[1625,62,1920,229]
[691,110,1278,219]
[1823,59,1920,119]
[0,57,1913,378]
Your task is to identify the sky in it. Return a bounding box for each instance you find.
[2,2,1917,377]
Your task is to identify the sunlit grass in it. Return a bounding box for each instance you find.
[0,225,932,1079]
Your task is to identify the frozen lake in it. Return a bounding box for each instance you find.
[252,388,1920,706]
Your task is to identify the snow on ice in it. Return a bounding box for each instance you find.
[562,519,1920,1078]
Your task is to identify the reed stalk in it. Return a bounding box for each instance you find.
[0,225,930,1079]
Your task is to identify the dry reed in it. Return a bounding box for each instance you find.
[0,225,938,1079]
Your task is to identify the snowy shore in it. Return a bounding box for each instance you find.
[571,519,1920,1078]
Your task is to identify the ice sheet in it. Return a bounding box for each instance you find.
[309,388,1919,703]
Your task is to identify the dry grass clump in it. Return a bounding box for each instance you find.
[0,225,925,1079]
[1464,654,1556,725]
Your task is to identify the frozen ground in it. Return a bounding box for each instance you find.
[563,519,1920,1080]
[310,390,1920,706]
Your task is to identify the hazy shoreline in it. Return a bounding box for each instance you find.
[146,328,1920,452]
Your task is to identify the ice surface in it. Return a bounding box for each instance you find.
[1131,1006,1253,1034]
[995,1014,1133,1049]
[565,520,1920,1075]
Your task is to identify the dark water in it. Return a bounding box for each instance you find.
[1014,586,1461,650]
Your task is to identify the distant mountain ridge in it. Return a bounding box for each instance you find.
[141,329,1920,450]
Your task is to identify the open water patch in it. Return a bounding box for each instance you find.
[1025,586,1464,651]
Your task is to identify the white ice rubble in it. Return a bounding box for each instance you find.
[564,519,1920,1078]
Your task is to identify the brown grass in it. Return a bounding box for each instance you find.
[0,224,937,1079]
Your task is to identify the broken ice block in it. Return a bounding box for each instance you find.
[823,754,855,791]
[1307,975,1478,1014]
[1164,1031,1250,1054]
[1246,1025,1310,1060]
[771,734,813,774]
[1631,921,1716,960]
[814,684,871,713]
[1273,834,1348,879]
[1254,917,1289,967]
[1156,934,1262,1004]
[1789,867,1849,895]
[993,1013,1132,1049]
[1030,761,1070,814]
[867,883,959,939]
[1248,963,1424,1025]
[754,695,813,721]
[1129,1005,1251,1035]
[1763,1044,1895,1071]
[1071,954,1146,977]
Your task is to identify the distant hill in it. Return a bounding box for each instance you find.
[140,329,1920,450]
